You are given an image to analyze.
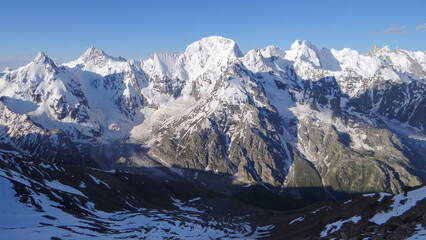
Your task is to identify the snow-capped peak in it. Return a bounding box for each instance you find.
[185,36,243,60]
[290,40,302,50]
[84,46,106,56]
[34,51,47,61]
[141,36,244,83]
[63,46,128,75]
[285,40,340,71]
[380,45,391,53]
[71,46,126,66]
[290,40,318,51]
[367,45,392,56]
[33,52,56,66]
[181,36,244,84]
[78,47,113,63]
[260,45,286,59]
[367,45,379,55]
[286,40,321,66]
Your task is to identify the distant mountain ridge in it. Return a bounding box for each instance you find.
[0,36,425,199]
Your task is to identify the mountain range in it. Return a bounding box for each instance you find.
[1,36,425,238]
[1,36,424,197]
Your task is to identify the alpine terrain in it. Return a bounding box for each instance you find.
[0,36,425,238]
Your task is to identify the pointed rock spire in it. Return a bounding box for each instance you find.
[77,46,125,65]
[81,46,107,59]
[367,45,392,56]
[33,52,56,66]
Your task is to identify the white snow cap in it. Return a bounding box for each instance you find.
[73,46,126,66]
[368,45,392,56]
[183,36,244,79]
[79,46,114,63]
[290,40,317,51]
[185,36,243,60]
[260,45,286,58]
[286,40,341,71]
[286,40,321,65]
[33,52,56,66]
[62,46,129,75]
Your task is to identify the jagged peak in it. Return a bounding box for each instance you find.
[290,40,302,49]
[367,45,392,56]
[290,40,318,51]
[77,46,126,64]
[185,36,243,58]
[33,52,56,66]
[34,51,47,60]
[260,45,286,58]
[381,45,391,52]
[128,59,137,66]
[287,40,321,65]
[81,46,110,60]
[243,49,264,62]
[368,45,379,54]
[286,40,341,71]
[302,40,317,49]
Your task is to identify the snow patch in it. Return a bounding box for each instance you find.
[370,186,426,225]
[44,180,86,197]
[320,216,361,237]
[363,193,375,198]
[406,224,426,240]
[87,174,111,189]
[289,216,305,225]
[171,196,204,213]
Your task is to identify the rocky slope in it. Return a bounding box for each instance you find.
[1,149,424,239]
[0,149,275,239]
[0,36,425,200]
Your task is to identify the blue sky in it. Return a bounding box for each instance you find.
[0,0,425,69]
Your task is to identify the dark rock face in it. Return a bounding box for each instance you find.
[353,81,426,134]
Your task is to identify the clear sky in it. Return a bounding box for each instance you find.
[0,0,425,70]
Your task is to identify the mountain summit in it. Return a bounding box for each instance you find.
[185,36,244,59]
[32,51,57,67]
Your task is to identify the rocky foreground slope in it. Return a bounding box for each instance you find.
[1,150,425,239]
[0,36,425,201]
